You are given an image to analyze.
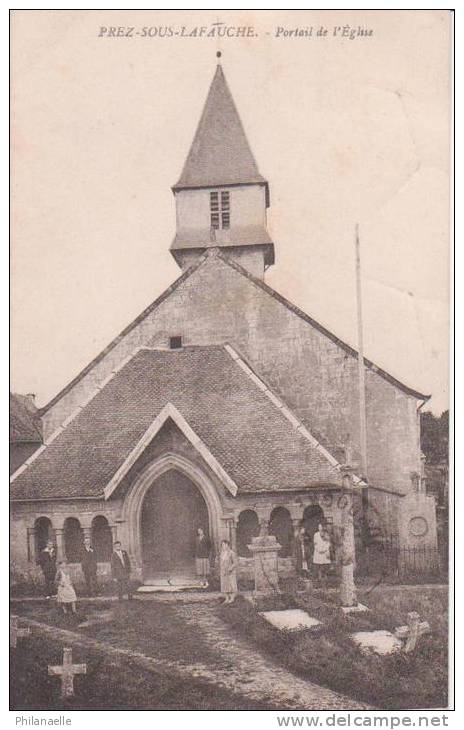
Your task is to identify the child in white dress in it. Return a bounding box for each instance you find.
[312,524,332,581]
[56,560,77,614]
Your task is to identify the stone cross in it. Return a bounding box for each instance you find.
[48,647,87,698]
[339,473,357,608]
[10,615,31,648]
[395,611,430,652]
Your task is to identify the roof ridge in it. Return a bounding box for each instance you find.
[39,238,428,422]
[11,344,233,484]
[216,252,430,402]
[223,343,365,488]
[10,346,147,483]
[103,402,239,499]
[39,250,212,416]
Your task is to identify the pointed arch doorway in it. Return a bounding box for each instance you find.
[140,469,210,578]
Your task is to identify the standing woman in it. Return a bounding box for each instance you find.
[56,560,77,615]
[219,539,238,604]
[194,527,211,588]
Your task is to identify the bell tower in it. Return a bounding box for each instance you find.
[170,59,275,279]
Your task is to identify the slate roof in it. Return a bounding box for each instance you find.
[10,346,342,501]
[10,393,42,444]
[170,224,275,266]
[172,65,267,192]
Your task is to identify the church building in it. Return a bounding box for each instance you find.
[10,64,436,584]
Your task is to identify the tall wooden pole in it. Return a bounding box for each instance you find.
[355,223,368,481]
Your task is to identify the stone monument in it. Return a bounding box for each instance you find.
[339,469,358,608]
[248,520,281,594]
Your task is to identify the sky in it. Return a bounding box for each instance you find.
[11,10,451,414]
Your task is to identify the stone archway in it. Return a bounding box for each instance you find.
[121,453,224,576]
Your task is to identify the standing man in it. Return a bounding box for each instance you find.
[111,541,132,600]
[194,527,211,588]
[81,536,98,596]
[38,539,57,598]
[293,525,310,577]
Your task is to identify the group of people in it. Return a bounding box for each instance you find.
[37,527,238,609]
[294,522,333,580]
[38,537,133,612]
[37,522,332,610]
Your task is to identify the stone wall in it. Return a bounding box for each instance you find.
[41,252,422,495]
[11,419,348,582]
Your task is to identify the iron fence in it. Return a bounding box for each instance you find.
[356,537,448,579]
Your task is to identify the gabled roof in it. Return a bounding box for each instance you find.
[10,393,42,444]
[39,248,429,421]
[11,345,344,500]
[172,65,267,192]
[104,402,239,499]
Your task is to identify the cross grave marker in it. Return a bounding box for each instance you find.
[395,611,430,653]
[10,615,31,648]
[48,647,87,698]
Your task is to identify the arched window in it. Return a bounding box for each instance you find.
[269,507,293,557]
[64,517,84,563]
[236,510,259,557]
[91,516,113,562]
[34,517,53,562]
[303,504,325,541]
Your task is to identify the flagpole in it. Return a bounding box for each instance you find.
[355,223,368,482]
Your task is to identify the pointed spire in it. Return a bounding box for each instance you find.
[173,65,267,190]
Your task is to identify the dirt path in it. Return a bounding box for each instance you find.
[19,604,372,711]
[175,602,372,710]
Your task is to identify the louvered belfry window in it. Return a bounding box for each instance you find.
[210,191,230,230]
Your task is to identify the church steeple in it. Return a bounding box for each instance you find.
[170,62,274,278]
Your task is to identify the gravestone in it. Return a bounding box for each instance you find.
[351,630,403,655]
[10,615,31,648]
[395,611,430,652]
[260,609,321,631]
[48,647,87,698]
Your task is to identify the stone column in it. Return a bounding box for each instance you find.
[83,526,92,541]
[229,519,237,553]
[26,528,35,563]
[287,504,304,574]
[54,528,65,561]
[339,469,358,608]
[288,504,304,528]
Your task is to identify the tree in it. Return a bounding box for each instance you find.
[420,410,449,464]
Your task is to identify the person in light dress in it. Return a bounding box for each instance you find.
[312,523,332,581]
[56,560,77,614]
[219,540,238,604]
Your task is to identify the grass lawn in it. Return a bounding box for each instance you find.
[11,584,449,711]
[217,585,449,710]
[10,632,271,710]
[12,599,226,668]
